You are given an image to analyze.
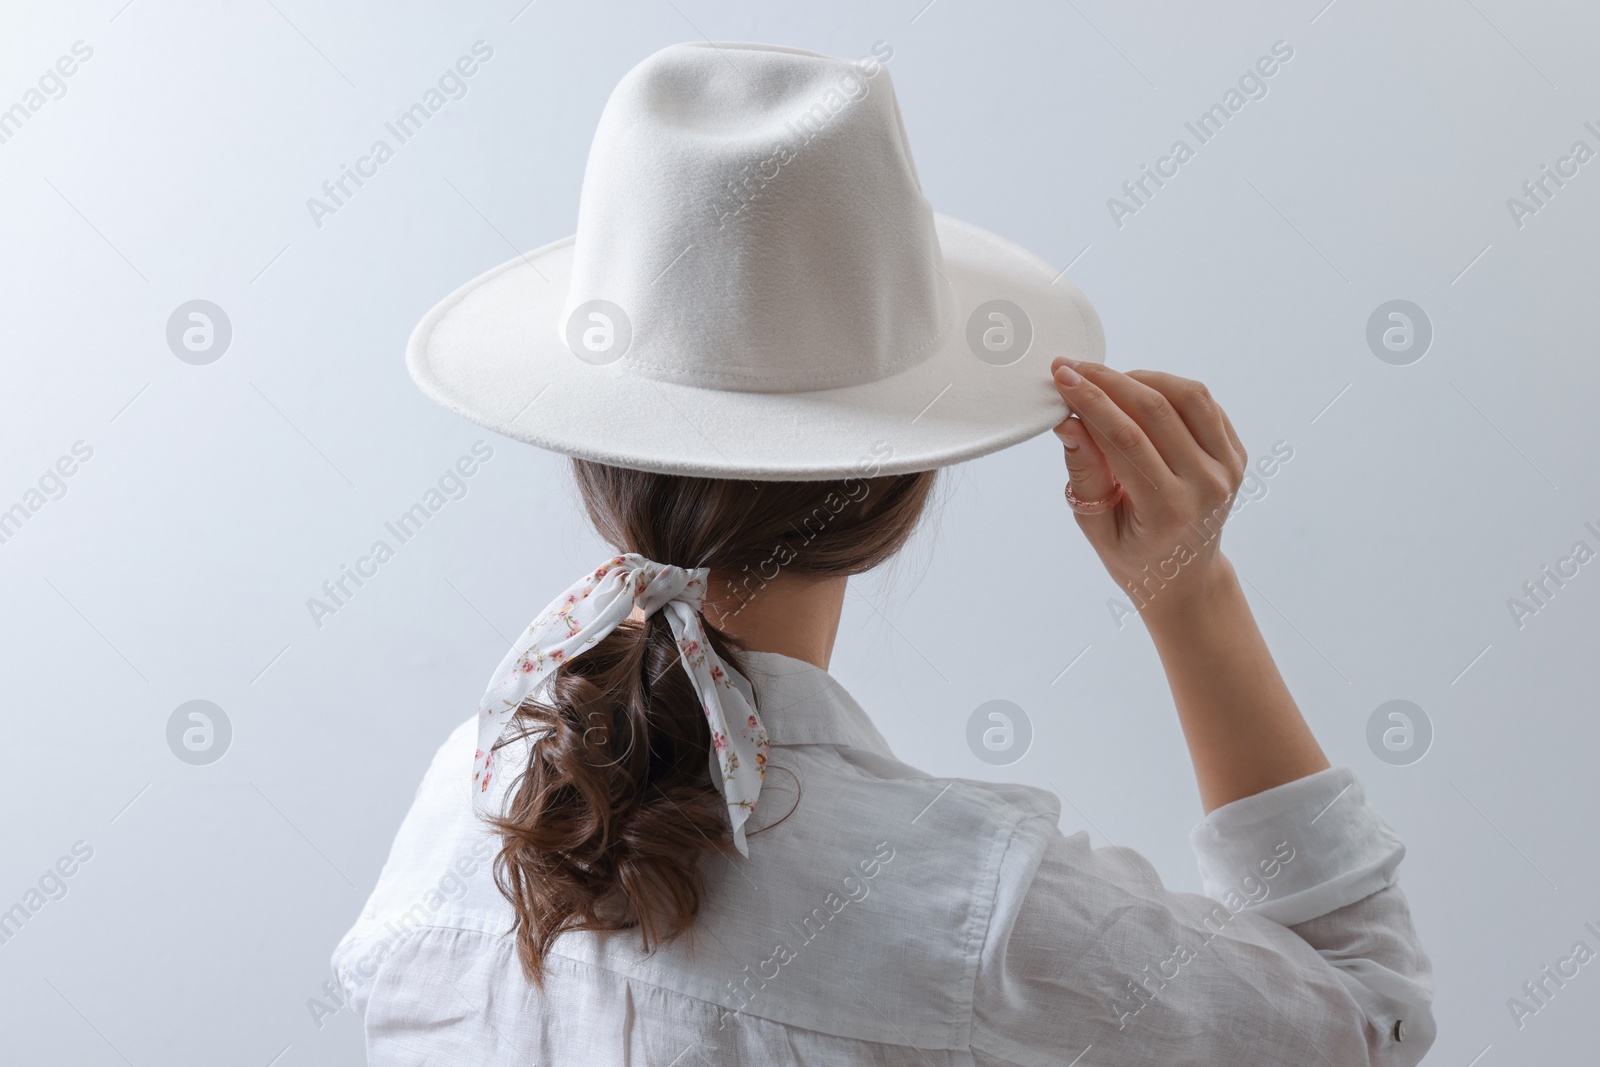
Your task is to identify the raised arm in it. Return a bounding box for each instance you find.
[973,356,1435,1065]
[1049,356,1330,812]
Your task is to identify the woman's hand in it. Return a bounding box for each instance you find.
[1050,355,1331,811]
[1049,356,1247,621]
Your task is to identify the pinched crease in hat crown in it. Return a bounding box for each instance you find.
[558,41,954,394]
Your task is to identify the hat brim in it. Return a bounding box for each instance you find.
[407,213,1104,482]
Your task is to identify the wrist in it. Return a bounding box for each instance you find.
[1132,553,1241,634]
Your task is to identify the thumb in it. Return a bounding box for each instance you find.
[1054,415,1119,516]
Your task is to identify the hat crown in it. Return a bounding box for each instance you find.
[561,42,953,393]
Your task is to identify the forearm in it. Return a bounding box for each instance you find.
[1141,554,1330,813]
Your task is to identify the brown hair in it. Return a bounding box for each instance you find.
[487,456,938,986]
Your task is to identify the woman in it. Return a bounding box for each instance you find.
[336,41,1434,1065]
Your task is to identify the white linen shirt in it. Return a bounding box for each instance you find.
[334,650,1436,1065]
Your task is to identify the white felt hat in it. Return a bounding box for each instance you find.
[407,41,1104,481]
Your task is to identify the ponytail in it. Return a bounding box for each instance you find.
[487,458,938,985]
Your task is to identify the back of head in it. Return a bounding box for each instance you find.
[489,458,938,984]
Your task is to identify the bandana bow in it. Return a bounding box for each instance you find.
[472,553,769,856]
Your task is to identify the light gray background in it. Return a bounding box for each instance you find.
[2,0,1596,1063]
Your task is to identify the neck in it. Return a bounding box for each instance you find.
[702,572,847,670]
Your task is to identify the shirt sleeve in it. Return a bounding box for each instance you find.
[970,765,1435,1067]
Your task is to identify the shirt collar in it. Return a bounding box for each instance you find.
[739,650,895,757]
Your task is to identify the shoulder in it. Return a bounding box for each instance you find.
[717,747,1070,1046]
[332,716,501,1002]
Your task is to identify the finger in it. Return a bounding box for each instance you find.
[1217,404,1247,466]
[1050,360,1174,497]
[1065,360,1212,480]
[1053,414,1118,518]
[1124,370,1237,470]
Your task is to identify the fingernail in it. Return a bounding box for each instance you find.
[1061,426,1080,450]
[1054,364,1082,387]
[1059,356,1082,368]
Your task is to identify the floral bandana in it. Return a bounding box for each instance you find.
[472,553,770,857]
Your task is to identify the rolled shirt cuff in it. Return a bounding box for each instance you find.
[1188,765,1406,927]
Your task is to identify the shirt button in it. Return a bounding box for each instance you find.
[1393,1019,1406,1042]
